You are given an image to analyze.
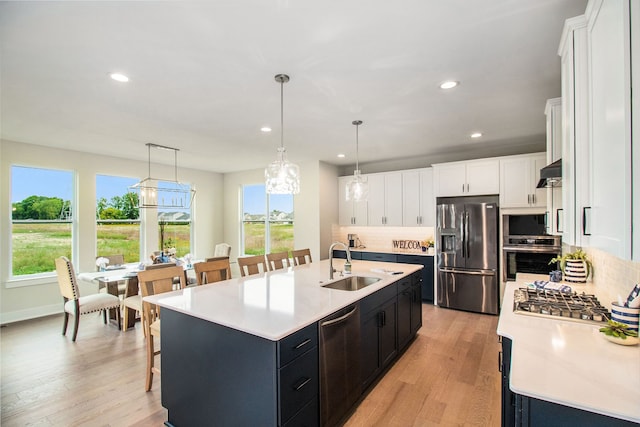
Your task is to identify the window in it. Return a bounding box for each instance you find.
[11,166,73,277]
[96,175,140,263]
[242,184,294,256]
[157,180,192,257]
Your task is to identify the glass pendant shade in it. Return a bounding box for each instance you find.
[265,73,300,195]
[346,169,368,202]
[265,147,300,194]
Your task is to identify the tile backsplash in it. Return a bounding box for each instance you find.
[585,247,640,301]
[331,225,435,253]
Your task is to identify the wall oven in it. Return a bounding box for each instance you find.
[503,214,561,281]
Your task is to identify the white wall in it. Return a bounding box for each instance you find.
[222,160,339,264]
[0,139,223,323]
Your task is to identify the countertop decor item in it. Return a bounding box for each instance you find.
[599,320,639,346]
[345,120,368,202]
[549,249,593,283]
[265,74,300,194]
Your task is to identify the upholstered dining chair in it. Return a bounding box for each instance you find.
[237,255,268,277]
[213,243,232,257]
[138,265,186,391]
[55,256,121,342]
[265,251,291,271]
[291,248,312,266]
[194,258,232,285]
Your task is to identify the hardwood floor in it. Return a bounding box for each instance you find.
[1,305,500,426]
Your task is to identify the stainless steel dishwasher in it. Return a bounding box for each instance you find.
[319,303,361,427]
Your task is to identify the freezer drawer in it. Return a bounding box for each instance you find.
[437,268,499,315]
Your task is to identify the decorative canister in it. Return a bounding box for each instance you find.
[549,270,562,282]
[611,302,640,333]
[563,260,588,283]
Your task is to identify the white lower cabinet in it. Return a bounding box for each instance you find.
[499,153,547,209]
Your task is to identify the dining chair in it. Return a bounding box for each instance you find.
[121,277,143,334]
[213,243,232,257]
[95,254,125,271]
[194,258,232,285]
[265,251,291,271]
[237,255,268,277]
[291,248,312,266]
[138,265,186,391]
[55,256,121,342]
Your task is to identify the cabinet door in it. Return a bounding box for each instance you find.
[434,163,466,196]
[378,298,397,369]
[397,280,413,350]
[338,176,354,225]
[410,278,422,334]
[588,0,633,259]
[402,170,421,226]
[420,168,435,225]
[466,159,500,195]
[500,157,531,207]
[531,154,547,208]
[367,174,385,226]
[384,172,403,226]
[360,311,380,389]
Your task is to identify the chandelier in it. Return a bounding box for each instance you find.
[265,74,300,194]
[345,120,368,202]
[129,143,195,209]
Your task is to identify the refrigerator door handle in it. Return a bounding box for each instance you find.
[439,267,495,276]
[464,211,470,259]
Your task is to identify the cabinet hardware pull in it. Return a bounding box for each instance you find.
[467,183,470,192]
[498,351,503,373]
[533,194,536,204]
[294,338,311,350]
[556,209,563,233]
[462,184,465,193]
[582,206,591,236]
[321,306,358,327]
[293,377,311,391]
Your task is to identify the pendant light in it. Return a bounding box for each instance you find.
[265,74,300,194]
[345,120,368,202]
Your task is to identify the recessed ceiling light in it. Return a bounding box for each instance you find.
[110,73,129,83]
[440,80,459,89]
[471,132,483,138]
[337,153,345,158]
[261,127,272,133]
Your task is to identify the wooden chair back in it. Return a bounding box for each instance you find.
[291,249,312,266]
[138,265,186,326]
[55,256,80,300]
[95,254,125,270]
[265,251,291,271]
[144,262,177,270]
[237,255,268,277]
[194,258,232,285]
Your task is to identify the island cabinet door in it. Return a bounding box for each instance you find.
[397,278,413,350]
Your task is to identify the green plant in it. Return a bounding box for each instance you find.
[599,320,639,340]
[549,248,593,278]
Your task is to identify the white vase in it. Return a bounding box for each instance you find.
[564,260,587,283]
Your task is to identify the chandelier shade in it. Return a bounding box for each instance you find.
[345,120,368,202]
[129,143,195,209]
[265,74,300,195]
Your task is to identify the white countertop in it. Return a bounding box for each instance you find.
[144,259,422,341]
[497,274,640,423]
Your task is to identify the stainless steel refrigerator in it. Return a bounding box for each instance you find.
[436,195,499,315]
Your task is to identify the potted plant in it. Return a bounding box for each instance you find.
[549,249,593,283]
[599,319,639,346]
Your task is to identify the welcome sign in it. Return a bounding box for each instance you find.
[392,240,422,250]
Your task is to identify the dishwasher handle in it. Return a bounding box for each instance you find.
[320,305,358,327]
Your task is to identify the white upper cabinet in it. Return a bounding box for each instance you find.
[433,159,499,197]
[586,0,636,260]
[402,168,434,226]
[560,14,591,248]
[367,172,403,226]
[545,98,563,235]
[338,175,368,226]
[500,153,547,209]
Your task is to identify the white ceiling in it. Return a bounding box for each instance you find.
[0,0,587,174]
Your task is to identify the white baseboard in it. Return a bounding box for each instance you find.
[0,303,62,325]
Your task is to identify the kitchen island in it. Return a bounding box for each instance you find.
[497,274,640,426]
[145,259,423,427]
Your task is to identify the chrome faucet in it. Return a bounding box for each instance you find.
[329,242,352,279]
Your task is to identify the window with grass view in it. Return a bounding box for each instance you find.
[96,175,140,263]
[242,184,294,256]
[11,166,73,276]
[157,180,192,257]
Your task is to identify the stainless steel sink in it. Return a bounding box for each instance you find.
[322,275,381,291]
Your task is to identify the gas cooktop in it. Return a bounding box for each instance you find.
[513,287,610,325]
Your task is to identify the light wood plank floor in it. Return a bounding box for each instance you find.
[1,305,500,426]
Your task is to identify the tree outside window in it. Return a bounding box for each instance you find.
[11,166,73,276]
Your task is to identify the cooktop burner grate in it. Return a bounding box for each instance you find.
[513,287,610,325]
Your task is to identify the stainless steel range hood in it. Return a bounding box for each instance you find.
[536,159,562,188]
